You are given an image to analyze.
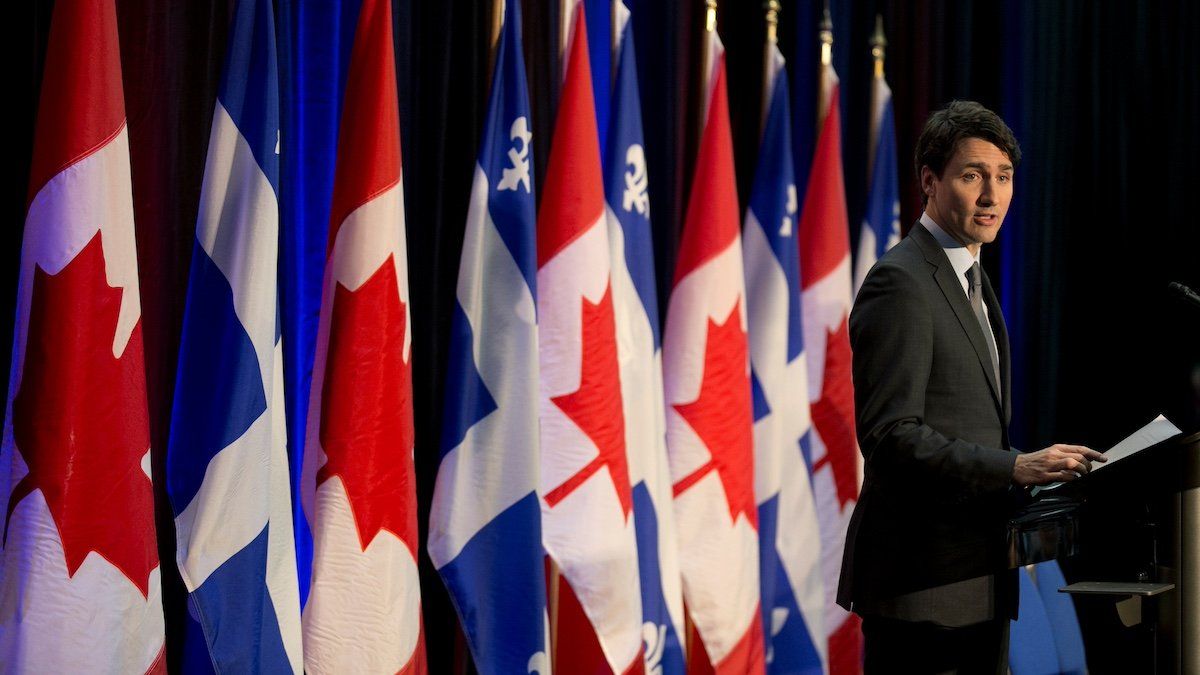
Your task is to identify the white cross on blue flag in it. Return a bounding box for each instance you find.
[428,1,549,673]
[744,43,827,675]
[166,0,302,670]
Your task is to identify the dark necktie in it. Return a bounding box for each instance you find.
[967,262,1001,393]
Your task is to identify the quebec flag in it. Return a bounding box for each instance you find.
[744,43,826,675]
[428,1,549,673]
[853,73,900,295]
[166,0,303,671]
[604,3,686,674]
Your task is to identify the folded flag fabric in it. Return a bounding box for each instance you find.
[299,0,426,670]
[663,30,765,675]
[0,0,165,670]
[428,0,549,673]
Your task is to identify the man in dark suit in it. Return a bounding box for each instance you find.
[837,100,1106,673]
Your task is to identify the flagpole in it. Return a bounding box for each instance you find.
[696,0,718,150]
[761,0,780,139]
[868,13,887,182]
[611,0,620,88]
[702,0,718,91]
[487,0,503,91]
[560,0,572,82]
[685,1,718,665]
[817,4,833,128]
[871,13,886,79]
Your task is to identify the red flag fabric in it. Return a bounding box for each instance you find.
[798,65,863,675]
[539,4,643,673]
[300,0,426,671]
[662,33,765,675]
[1,0,165,671]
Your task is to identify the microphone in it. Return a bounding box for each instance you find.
[1168,282,1200,313]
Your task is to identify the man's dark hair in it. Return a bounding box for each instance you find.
[914,100,1021,203]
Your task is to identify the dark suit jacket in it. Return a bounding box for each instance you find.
[837,223,1021,622]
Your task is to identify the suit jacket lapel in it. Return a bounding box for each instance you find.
[909,225,1004,412]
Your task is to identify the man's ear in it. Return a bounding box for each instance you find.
[920,165,936,198]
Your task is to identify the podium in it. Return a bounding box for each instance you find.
[1007,429,1200,673]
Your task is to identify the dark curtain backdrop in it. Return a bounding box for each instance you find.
[11,1,1200,672]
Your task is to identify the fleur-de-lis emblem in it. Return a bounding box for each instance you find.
[780,184,797,237]
[527,650,549,675]
[642,621,667,675]
[766,606,790,664]
[622,144,649,215]
[498,116,533,193]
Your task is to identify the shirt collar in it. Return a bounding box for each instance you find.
[920,212,980,280]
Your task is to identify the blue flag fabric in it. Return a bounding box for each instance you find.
[603,5,686,674]
[854,77,900,294]
[745,45,827,675]
[166,0,302,671]
[427,1,548,673]
[276,0,362,607]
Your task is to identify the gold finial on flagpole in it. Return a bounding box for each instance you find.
[819,5,833,67]
[765,0,780,44]
[560,0,572,81]
[762,1,781,137]
[487,0,504,91]
[706,0,718,33]
[871,14,887,79]
[817,4,833,126]
[611,0,620,87]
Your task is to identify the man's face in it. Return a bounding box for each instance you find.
[922,137,1014,254]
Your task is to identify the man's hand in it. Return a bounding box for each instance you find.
[1012,444,1107,486]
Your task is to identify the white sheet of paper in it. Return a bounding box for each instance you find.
[1031,414,1182,496]
[1092,414,1182,472]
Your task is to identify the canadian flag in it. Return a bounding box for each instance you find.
[539,4,643,673]
[299,0,425,671]
[798,62,862,674]
[662,31,764,675]
[0,0,165,671]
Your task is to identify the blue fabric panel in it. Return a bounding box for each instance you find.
[751,368,771,423]
[863,100,898,260]
[477,0,538,294]
[217,0,280,192]
[585,0,610,155]
[631,483,685,675]
[167,245,267,515]
[1034,561,1087,674]
[190,525,292,674]
[438,492,548,675]
[758,496,823,674]
[748,73,804,362]
[604,19,661,346]
[790,0,818,214]
[439,302,499,458]
[277,0,361,605]
[1009,567,1060,675]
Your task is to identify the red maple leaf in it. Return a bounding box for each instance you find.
[544,283,633,520]
[4,232,157,597]
[317,256,418,555]
[810,318,859,509]
[671,301,757,529]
